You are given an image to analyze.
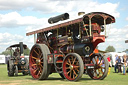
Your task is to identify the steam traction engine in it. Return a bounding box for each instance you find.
[7,42,29,76]
[26,12,115,81]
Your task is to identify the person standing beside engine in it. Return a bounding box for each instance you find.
[122,54,128,75]
[114,54,118,73]
[107,55,112,67]
[107,55,112,75]
[117,56,122,73]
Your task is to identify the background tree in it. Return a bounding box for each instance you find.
[96,46,98,49]
[23,48,30,55]
[1,48,30,56]
[105,45,116,52]
[124,49,128,52]
[1,50,11,56]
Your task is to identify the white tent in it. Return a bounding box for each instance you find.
[0,55,5,64]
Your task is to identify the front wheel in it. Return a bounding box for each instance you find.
[29,44,51,80]
[22,58,29,75]
[87,53,109,80]
[15,65,18,76]
[7,60,14,76]
[62,53,84,81]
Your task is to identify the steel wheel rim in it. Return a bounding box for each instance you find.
[91,55,106,79]
[63,55,80,81]
[29,46,43,79]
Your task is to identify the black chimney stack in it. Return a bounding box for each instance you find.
[19,42,23,55]
[48,13,69,24]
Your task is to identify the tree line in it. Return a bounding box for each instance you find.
[0,48,30,56]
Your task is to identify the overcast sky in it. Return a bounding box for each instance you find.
[0,0,128,53]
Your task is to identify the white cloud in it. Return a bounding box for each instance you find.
[0,0,120,30]
[0,0,120,28]
[70,2,120,18]
[0,33,23,42]
[126,17,128,21]
[126,34,128,38]
[0,0,119,17]
[0,32,34,53]
[98,25,128,52]
[0,12,48,28]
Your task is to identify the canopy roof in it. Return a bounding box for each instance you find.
[26,12,115,36]
[83,12,115,25]
[7,44,27,49]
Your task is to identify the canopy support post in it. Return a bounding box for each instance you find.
[89,18,92,36]
[104,19,106,37]
[34,34,36,44]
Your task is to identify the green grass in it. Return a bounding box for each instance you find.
[0,64,128,85]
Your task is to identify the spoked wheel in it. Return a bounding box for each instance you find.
[54,56,65,79]
[15,65,18,76]
[7,60,14,76]
[59,73,65,79]
[22,58,29,75]
[87,53,109,80]
[63,53,84,81]
[29,44,51,80]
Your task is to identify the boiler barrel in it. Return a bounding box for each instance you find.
[60,44,93,56]
[74,44,93,56]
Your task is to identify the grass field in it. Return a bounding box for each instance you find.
[0,64,128,85]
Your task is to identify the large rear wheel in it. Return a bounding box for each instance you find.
[62,53,84,81]
[29,44,51,80]
[87,53,109,80]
